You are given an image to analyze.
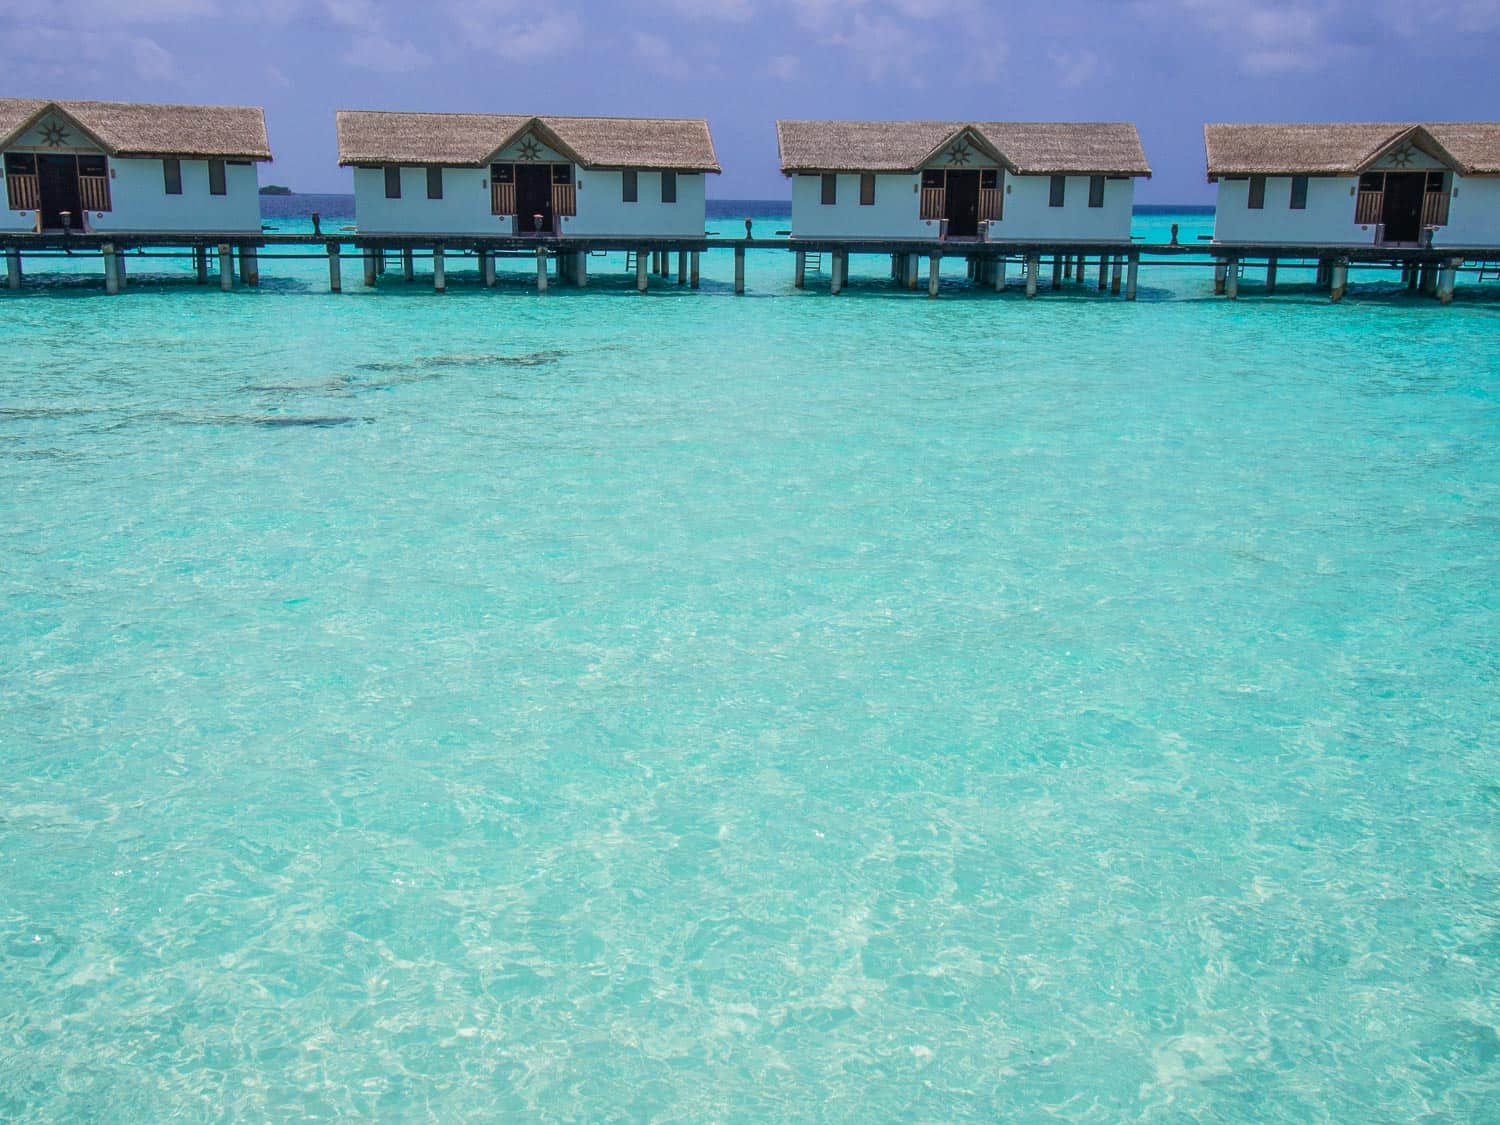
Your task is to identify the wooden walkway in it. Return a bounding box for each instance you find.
[1,230,1496,304]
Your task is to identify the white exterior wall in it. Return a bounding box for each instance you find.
[1,154,261,234]
[790,171,1136,241]
[985,174,1134,242]
[352,164,708,237]
[92,158,261,234]
[562,170,705,237]
[1435,176,1500,248]
[790,173,933,239]
[1212,175,1371,245]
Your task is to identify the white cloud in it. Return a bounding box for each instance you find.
[1048,47,1102,89]
[342,32,431,71]
[630,30,710,80]
[767,53,801,81]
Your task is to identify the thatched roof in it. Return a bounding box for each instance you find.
[775,120,1151,177]
[336,111,721,171]
[0,99,271,160]
[1204,122,1500,178]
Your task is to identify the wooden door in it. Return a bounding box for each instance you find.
[945,171,980,238]
[37,154,82,230]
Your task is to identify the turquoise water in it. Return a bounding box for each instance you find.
[2,205,1498,1119]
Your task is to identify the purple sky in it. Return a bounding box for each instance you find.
[4,1,1498,201]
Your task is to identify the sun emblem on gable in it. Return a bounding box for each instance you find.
[1387,142,1415,167]
[945,142,972,166]
[39,121,71,147]
[516,138,543,161]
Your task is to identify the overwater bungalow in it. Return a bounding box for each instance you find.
[1205,122,1500,248]
[0,99,271,236]
[776,120,1150,242]
[335,112,720,238]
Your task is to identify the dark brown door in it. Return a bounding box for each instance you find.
[37,154,82,230]
[1381,172,1425,243]
[945,170,980,238]
[515,165,553,234]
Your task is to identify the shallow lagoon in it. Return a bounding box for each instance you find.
[1,203,1497,1119]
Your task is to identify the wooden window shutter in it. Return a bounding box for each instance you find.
[622,169,638,203]
[859,173,875,206]
[1248,175,1266,209]
[163,158,182,195]
[1289,175,1308,210]
[208,159,227,196]
[1088,175,1104,208]
[384,165,401,199]
[1049,175,1066,207]
[821,173,837,205]
[661,171,677,204]
[426,166,443,200]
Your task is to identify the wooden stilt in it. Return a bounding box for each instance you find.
[1329,259,1347,303]
[327,244,341,292]
[1064,255,1073,281]
[1026,253,1039,299]
[1436,258,1458,304]
[1213,259,1227,295]
[1098,255,1108,291]
[575,251,587,288]
[734,245,746,294]
[239,245,259,286]
[116,251,126,286]
[402,248,415,281]
[1050,254,1062,290]
[905,254,919,290]
[1126,253,1139,301]
[1404,263,1418,292]
[534,246,547,293]
[636,250,648,292]
[993,256,1006,292]
[1225,256,1239,299]
[794,250,806,288]
[928,252,941,298]
[1265,257,1278,294]
[102,243,119,295]
[830,250,843,295]
[363,249,377,287]
[433,246,446,293]
[1110,254,1122,295]
[690,251,699,289]
[676,250,686,285]
[5,248,19,290]
[1420,263,1438,296]
[219,244,233,291]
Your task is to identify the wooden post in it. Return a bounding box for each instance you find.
[904,254,918,290]
[1265,257,1278,294]
[1404,264,1419,292]
[830,249,843,295]
[6,248,20,290]
[1329,259,1347,303]
[239,245,259,286]
[1225,256,1239,300]
[1063,255,1073,281]
[734,245,746,294]
[1050,253,1061,290]
[676,250,686,285]
[115,251,126,286]
[102,243,119,295]
[402,248,415,281]
[1126,253,1139,301]
[1110,254,1122,295]
[195,246,208,285]
[1213,259,1227,295]
[532,245,546,293]
[575,251,587,288]
[363,249,378,287]
[476,249,490,287]
[1420,263,1439,296]
[993,256,1006,292]
[218,244,233,291]
[928,252,941,298]
[1098,254,1108,291]
[1026,253,1039,299]
[690,251,700,289]
[794,250,806,288]
[433,246,446,293]
[327,243,342,293]
[636,250,648,292]
[1436,258,1458,304]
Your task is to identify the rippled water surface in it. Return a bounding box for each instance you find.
[2,208,1498,1120]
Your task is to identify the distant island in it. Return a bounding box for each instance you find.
[259,185,293,196]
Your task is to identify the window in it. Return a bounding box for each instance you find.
[1425,171,1446,192]
[859,173,875,206]
[622,169,638,203]
[426,166,443,200]
[1049,175,1066,208]
[1247,175,1266,209]
[553,164,572,185]
[661,170,676,204]
[163,158,182,195]
[821,173,837,205]
[1289,175,1308,210]
[1088,175,1105,208]
[491,163,514,184]
[1358,172,1384,193]
[384,165,401,199]
[208,159,226,196]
